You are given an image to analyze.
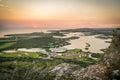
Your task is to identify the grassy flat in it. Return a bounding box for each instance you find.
[65,49,82,53]
[0,42,15,50]
[0,53,19,57]
[27,52,40,58]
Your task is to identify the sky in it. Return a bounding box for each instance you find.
[0,0,120,33]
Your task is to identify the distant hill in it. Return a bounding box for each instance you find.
[54,28,116,36]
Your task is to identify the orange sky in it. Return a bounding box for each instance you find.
[0,0,120,28]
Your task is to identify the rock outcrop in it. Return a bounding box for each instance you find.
[51,63,105,80]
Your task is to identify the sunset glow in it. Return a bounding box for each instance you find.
[0,0,120,28]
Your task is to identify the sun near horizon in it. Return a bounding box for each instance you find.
[0,0,120,29]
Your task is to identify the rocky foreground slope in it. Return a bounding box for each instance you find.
[51,63,105,80]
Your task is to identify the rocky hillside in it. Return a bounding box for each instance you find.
[50,28,120,80]
[51,63,105,80]
[101,28,120,80]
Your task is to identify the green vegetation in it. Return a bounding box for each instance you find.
[0,53,19,57]
[26,52,39,58]
[11,37,68,48]
[5,31,65,37]
[0,61,28,68]
[56,56,97,64]
[45,48,52,52]
[100,28,120,80]
[0,42,15,51]
[0,28,118,80]
[39,53,48,57]
[0,62,14,67]
[0,51,96,67]
[56,55,77,59]
[0,60,57,80]
[75,57,96,62]
[0,52,47,58]
[58,28,115,36]
[0,32,76,51]
[91,53,102,58]
[64,49,82,53]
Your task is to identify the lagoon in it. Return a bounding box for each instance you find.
[61,32,111,53]
[1,29,111,53]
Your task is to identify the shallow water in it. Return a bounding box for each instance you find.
[62,32,111,53]
[1,29,111,53]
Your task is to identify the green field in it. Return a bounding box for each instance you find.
[0,42,15,51]
[0,31,82,52]
[0,53,19,57]
[26,52,40,58]
[64,49,82,53]
[0,52,44,58]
